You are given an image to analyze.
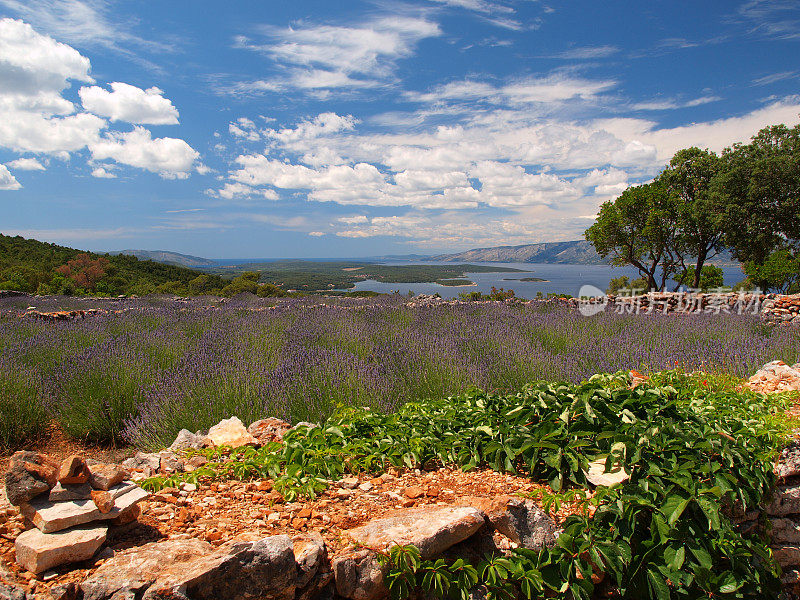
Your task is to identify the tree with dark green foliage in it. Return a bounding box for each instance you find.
[221,271,261,296]
[606,275,649,295]
[585,181,680,291]
[743,249,800,294]
[658,147,725,289]
[671,265,725,291]
[0,234,228,296]
[713,123,800,266]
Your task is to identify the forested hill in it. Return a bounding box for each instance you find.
[0,234,227,295]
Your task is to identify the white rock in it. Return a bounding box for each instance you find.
[207,417,258,448]
[15,524,107,573]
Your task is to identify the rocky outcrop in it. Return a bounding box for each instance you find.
[248,418,292,445]
[81,538,213,600]
[332,549,387,600]
[143,535,296,600]
[456,496,558,549]
[345,506,485,559]
[745,360,800,394]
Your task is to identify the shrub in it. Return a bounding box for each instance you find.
[0,367,48,452]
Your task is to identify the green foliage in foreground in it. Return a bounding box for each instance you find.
[143,372,796,599]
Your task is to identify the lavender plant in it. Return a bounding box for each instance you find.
[0,296,797,449]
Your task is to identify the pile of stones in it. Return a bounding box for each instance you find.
[4,452,148,575]
[745,360,800,394]
[763,294,800,326]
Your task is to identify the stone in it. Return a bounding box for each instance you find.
[88,464,129,491]
[170,429,208,451]
[457,496,558,549]
[248,418,291,445]
[0,581,26,600]
[48,582,79,600]
[773,545,800,568]
[184,455,208,472]
[767,483,800,516]
[48,482,93,502]
[57,456,90,485]
[80,538,212,600]
[5,451,58,506]
[332,549,387,600]
[345,506,485,559]
[142,535,296,600]
[584,458,630,487]
[110,503,141,526]
[91,491,114,514]
[777,443,800,479]
[20,485,148,533]
[294,532,331,600]
[745,360,800,394]
[403,486,425,499]
[207,416,258,448]
[159,452,184,474]
[15,524,106,574]
[122,452,161,475]
[772,518,800,545]
[340,477,359,490]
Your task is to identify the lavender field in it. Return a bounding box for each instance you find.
[1,295,798,451]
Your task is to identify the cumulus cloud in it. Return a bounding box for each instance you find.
[90,126,201,179]
[0,164,21,190]
[6,157,45,170]
[0,19,201,179]
[229,16,441,93]
[79,82,179,124]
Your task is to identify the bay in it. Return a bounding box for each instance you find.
[337,262,747,299]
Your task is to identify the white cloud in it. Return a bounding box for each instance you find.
[0,164,21,190]
[631,95,722,111]
[5,157,45,170]
[79,82,179,124]
[553,45,619,59]
[89,126,201,179]
[266,112,358,143]
[0,0,172,53]
[91,166,115,178]
[230,16,441,92]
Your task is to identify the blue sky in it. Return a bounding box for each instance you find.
[1,0,799,258]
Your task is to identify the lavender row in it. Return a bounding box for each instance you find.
[1,298,797,450]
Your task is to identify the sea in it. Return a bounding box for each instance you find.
[335,262,748,299]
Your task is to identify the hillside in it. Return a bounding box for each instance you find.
[0,234,227,295]
[433,240,606,264]
[111,249,216,268]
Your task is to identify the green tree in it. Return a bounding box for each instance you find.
[743,249,800,293]
[221,271,261,296]
[713,123,800,264]
[585,181,680,291]
[659,147,725,288]
[672,264,725,291]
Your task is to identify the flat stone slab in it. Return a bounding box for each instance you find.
[15,524,106,573]
[49,482,93,502]
[21,484,149,533]
[345,506,485,559]
[767,484,800,516]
